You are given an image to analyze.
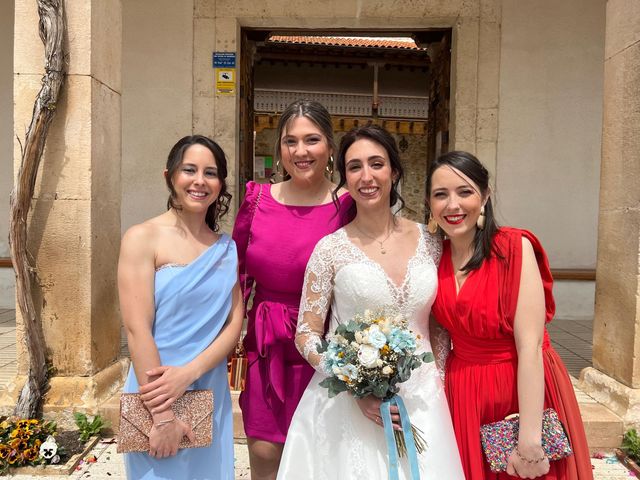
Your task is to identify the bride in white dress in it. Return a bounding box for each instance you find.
[276,126,464,479]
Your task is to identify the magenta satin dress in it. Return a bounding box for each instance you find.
[232,181,353,443]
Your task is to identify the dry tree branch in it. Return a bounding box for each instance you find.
[9,0,66,418]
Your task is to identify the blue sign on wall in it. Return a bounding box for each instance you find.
[213,52,236,68]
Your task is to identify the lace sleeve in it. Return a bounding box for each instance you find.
[424,228,443,266]
[429,315,451,381]
[295,236,335,374]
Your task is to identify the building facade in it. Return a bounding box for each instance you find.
[1,0,639,428]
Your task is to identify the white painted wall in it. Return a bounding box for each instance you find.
[497,0,605,319]
[553,281,597,321]
[0,2,15,309]
[121,0,194,233]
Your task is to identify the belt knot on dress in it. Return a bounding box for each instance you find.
[253,300,299,409]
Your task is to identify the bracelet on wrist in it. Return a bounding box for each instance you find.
[515,446,546,464]
[153,417,176,428]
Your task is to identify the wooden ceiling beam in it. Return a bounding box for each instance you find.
[256,51,430,68]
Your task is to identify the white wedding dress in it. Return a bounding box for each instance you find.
[277,224,465,480]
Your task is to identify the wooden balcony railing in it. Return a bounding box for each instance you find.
[550,269,596,281]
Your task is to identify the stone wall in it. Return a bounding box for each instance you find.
[578,0,640,428]
[121,0,195,233]
[7,0,126,417]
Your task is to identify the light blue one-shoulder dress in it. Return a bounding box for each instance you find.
[123,234,236,480]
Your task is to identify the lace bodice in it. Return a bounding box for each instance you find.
[295,224,442,374]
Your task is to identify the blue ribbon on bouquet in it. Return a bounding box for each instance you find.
[380,395,421,480]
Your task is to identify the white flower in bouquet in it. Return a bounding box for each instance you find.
[333,334,349,346]
[358,344,380,368]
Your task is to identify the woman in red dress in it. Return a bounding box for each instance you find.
[428,151,592,479]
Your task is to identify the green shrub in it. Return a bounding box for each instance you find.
[73,413,109,442]
[622,428,640,463]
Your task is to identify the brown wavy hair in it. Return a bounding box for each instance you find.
[165,135,231,232]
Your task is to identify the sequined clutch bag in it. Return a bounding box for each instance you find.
[117,389,213,453]
[480,408,573,472]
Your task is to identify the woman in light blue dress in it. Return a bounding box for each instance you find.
[118,135,243,480]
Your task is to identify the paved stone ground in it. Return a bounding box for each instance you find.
[547,319,593,377]
[5,438,635,479]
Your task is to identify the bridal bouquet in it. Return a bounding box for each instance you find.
[317,308,433,458]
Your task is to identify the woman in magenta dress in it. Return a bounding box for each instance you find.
[428,151,592,480]
[232,100,352,480]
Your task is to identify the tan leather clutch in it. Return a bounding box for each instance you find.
[117,389,213,453]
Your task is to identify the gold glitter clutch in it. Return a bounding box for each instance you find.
[117,389,213,453]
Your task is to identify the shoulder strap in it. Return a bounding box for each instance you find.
[247,183,263,246]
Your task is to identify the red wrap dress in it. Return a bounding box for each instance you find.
[431,227,592,480]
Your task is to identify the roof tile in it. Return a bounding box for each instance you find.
[268,35,424,50]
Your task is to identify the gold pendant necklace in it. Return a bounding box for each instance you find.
[353,220,394,254]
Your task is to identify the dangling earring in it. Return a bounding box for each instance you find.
[325,155,334,178]
[427,213,439,234]
[477,206,486,230]
[270,159,281,184]
[274,159,288,182]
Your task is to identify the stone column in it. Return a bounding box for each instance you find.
[579,0,640,428]
[4,0,127,422]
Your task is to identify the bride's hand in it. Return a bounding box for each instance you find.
[355,396,402,430]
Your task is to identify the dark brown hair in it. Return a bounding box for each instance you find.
[333,125,405,212]
[165,135,231,232]
[426,150,499,272]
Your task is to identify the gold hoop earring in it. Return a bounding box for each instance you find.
[427,213,439,234]
[477,206,486,230]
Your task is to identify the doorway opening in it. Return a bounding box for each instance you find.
[239,29,451,223]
